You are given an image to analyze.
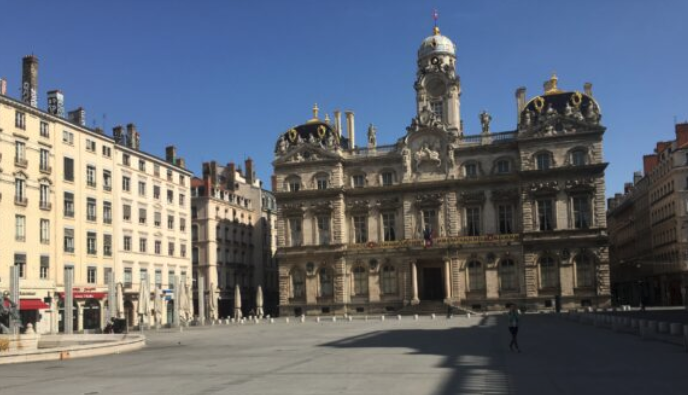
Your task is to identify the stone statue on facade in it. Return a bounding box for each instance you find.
[367,124,377,149]
[414,143,441,168]
[325,132,335,149]
[276,135,288,154]
[585,103,600,124]
[479,110,491,134]
[401,146,411,174]
[447,144,455,168]
[521,110,532,129]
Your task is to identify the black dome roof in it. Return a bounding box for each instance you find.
[278,120,349,151]
[522,91,599,117]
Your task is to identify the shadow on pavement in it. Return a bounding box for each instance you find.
[320,316,511,395]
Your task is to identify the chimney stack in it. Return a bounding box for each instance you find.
[177,157,186,169]
[165,146,177,164]
[345,110,355,149]
[47,90,65,117]
[515,87,526,122]
[68,107,86,126]
[271,175,277,192]
[126,123,140,150]
[0,78,7,96]
[584,82,593,97]
[245,158,255,185]
[113,125,124,144]
[227,162,236,190]
[21,55,39,107]
[633,171,642,185]
[334,110,342,136]
[675,122,688,148]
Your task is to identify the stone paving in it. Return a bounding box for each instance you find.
[0,314,686,395]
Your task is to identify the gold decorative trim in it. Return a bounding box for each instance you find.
[571,91,583,107]
[533,96,545,113]
[317,125,327,139]
[288,128,298,142]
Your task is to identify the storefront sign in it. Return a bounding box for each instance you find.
[58,292,107,299]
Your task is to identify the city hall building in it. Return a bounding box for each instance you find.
[272,25,611,316]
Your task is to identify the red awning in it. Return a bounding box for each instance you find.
[57,292,107,299]
[2,299,50,310]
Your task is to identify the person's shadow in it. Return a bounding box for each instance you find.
[320,315,511,395]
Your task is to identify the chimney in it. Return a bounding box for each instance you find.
[165,146,177,164]
[68,107,86,126]
[633,171,642,185]
[515,87,526,122]
[643,154,658,175]
[0,78,7,95]
[333,110,342,136]
[245,158,255,185]
[47,90,65,117]
[227,162,236,190]
[177,157,186,169]
[271,175,277,191]
[345,110,355,149]
[675,123,688,148]
[21,55,39,107]
[126,123,140,149]
[584,82,593,97]
[607,198,616,210]
[94,127,104,134]
[113,125,124,144]
[624,182,633,194]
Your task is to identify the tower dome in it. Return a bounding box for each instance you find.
[418,27,456,60]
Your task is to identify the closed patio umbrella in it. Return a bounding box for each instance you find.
[116,283,125,319]
[234,285,242,320]
[208,283,217,321]
[137,280,150,329]
[256,285,264,319]
[154,287,163,329]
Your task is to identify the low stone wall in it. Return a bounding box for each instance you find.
[0,334,145,365]
[0,334,40,353]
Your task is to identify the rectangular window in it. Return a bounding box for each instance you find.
[103,201,112,224]
[15,215,26,241]
[123,235,132,251]
[138,181,146,196]
[39,184,50,209]
[179,194,185,207]
[167,169,173,181]
[40,149,50,172]
[14,253,26,278]
[40,219,50,244]
[62,130,74,145]
[138,160,146,172]
[122,154,130,166]
[124,268,133,288]
[573,196,591,229]
[179,175,186,186]
[40,121,49,138]
[123,204,131,221]
[180,218,186,232]
[154,212,162,227]
[382,172,394,187]
[498,205,513,234]
[192,206,198,219]
[168,270,175,288]
[422,209,437,236]
[353,215,368,244]
[87,267,97,284]
[102,146,111,158]
[154,165,161,177]
[153,185,161,200]
[64,228,75,253]
[180,244,187,258]
[167,215,174,230]
[466,207,481,236]
[316,178,328,190]
[104,268,113,285]
[85,139,96,152]
[352,175,365,188]
[317,215,330,245]
[139,238,147,253]
[87,165,97,187]
[40,256,49,279]
[64,157,74,181]
[538,199,554,231]
[140,268,148,283]
[103,170,112,191]
[87,198,97,221]
[168,242,175,256]
[15,178,26,204]
[139,208,147,225]
[15,141,26,165]
[122,176,130,192]
[289,218,302,246]
[465,163,478,178]
[64,192,75,217]
[15,111,26,129]
[104,234,112,256]
[382,212,396,241]
[87,232,97,255]
[431,101,443,119]
[155,240,161,255]
[155,270,162,289]
[167,190,174,203]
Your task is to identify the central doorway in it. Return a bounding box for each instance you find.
[421,267,444,300]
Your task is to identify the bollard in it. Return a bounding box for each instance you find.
[658,322,669,334]
[240,319,245,325]
[316,317,320,323]
[300,316,305,323]
[397,315,402,321]
[467,313,471,319]
[381,315,385,321]
[365,316,369,322]
[414,314,419,321]
[670,323,682,336]
[270,318,275,324]
[348,316,353,322]
[431,314,436,320]
[332,316,337,323]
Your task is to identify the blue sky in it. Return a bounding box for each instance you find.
[1,0,686,196]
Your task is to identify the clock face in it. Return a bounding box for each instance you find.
[424,76,447,98]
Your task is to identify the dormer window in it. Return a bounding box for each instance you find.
[496,159,510,174]
[315,173,329,190]
[536,152,551,170]
[464,163,478,178]
[352,174,365,188]
[571,149,587,166]
[381,172,394,187]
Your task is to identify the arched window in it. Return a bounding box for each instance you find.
[570,149,587,166]
[381,265,397,294]
[291,269,305,299]
[535,152,552,170]
[499,259,517,291]
[285,175,301,192]
[352,266,368,295]
[380,171,395,187]
[575,254,595,288]
[318,268,333,297]
[539,257,559,289]
[467,261,485,291]
[314,172,330,190]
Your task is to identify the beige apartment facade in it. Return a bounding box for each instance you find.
[273,26,611,316]
[0,55,192,334]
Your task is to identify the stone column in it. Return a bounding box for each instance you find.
[444,259,452,301]
[411,261,419,305]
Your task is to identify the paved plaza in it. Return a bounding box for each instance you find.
[1,314,686,395]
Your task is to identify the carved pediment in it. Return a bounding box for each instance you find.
[458,191,486,205]
[282,203,305,217]
[528,181,560,195]
[565,178,595,192]
[376,197,401,211]
[347,199,370,214]
[415,193,443,208]
[310,201,333,214]
[277,145,341,165]
[490,188,519,202]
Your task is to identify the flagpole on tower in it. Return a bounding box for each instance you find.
[433,9,440,35]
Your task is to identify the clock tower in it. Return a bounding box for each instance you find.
[415,24,462,135]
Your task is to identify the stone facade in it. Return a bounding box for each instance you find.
[273,27,611,316]
[608,123,688,308]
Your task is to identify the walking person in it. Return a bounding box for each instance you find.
[508,304,521,352]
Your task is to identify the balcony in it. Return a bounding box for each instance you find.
[40,165,52,175]
[14,158,28,168]
[39,201,52,211]
[87,182,97,189]
[124,282,132,289]
[14,197,28,206]
[346,233,522,251]
[103,184,112,192]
